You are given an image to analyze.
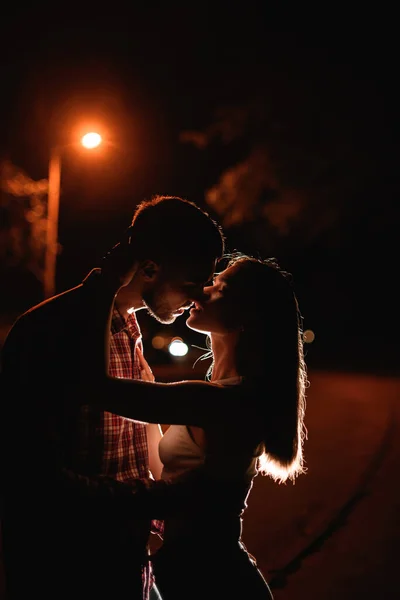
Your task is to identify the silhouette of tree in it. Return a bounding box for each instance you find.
[0,160,48,282]
[178,30,397,262]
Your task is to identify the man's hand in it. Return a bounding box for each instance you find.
[101,240,139,290]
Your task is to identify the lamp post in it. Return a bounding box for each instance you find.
[43,132,102,299]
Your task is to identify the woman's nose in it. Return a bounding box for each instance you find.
[192,287,210,303]
[200,287,212,302]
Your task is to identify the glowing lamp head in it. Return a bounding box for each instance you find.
[81,132,102,149]
[168,339,189,357]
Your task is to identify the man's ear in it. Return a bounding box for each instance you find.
[140,260,159,281]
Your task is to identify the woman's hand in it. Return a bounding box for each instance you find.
[138,345,164,479]
[101,240,139,291]
[137,346,155,382]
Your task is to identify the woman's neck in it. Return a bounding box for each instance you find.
[209,332,239,382]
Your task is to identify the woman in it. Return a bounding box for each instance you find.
[87,253,308,600]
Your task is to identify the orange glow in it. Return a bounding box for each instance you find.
[81,132,102,149]
[152,335,165,350]
[303,329,315,343]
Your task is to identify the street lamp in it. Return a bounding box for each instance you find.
[43,132,102,299]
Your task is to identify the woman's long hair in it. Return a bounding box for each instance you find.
[207,253,308,483]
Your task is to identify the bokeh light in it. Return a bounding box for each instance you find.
[152,335,165,350]
[303,329,315,343]
[168,338,189,357]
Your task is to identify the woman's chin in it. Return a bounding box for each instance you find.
[186,314,206,333]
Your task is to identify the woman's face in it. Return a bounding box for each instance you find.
[186,264,240,335]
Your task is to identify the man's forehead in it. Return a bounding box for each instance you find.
[179,259,217,284]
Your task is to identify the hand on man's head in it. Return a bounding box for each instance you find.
[101,240,138,290]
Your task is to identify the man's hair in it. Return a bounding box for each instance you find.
[126,195,225,271]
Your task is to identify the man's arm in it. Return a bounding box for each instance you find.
[55,465,212,520]
[55,467,168,517]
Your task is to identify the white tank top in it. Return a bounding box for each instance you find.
[159,377,259,483]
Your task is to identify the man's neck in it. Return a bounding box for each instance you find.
[114,284,144,317]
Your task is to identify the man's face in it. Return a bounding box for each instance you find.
[142,260,216,324]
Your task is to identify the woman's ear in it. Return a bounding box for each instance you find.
[140,260,159,281]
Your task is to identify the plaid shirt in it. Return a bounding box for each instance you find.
[77,304,163,599]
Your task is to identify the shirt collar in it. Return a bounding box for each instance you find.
[112,306,142,340]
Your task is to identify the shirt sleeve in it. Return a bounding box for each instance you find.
[150,518,164,537]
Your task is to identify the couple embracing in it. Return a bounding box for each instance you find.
[1,195,307,600]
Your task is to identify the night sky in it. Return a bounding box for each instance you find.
[1,8,399,373]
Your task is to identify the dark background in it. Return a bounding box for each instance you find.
[1,6,399,375]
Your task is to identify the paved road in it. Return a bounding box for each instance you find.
[241,370,400,599]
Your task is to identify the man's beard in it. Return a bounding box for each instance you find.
[142,289,177,324]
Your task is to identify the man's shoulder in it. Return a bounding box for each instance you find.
[23,268,100,318]
[2,307,35,346]
[3,280,91,343]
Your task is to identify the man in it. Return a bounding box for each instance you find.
[0,195,225,600]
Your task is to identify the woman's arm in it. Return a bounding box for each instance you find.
[147,423,164,480]
[85,376,241,428]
